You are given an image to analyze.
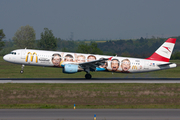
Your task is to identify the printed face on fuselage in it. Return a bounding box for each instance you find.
[64,57,73,62]
[52,55,61,66]
[121,59,131,71]
[76,55,85,63]
[87,55,96,62]
[64,54,73,62]
[111,59,119,71]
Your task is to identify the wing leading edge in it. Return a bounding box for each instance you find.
[79,57,112,71]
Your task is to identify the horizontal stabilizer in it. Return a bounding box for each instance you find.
[157,63,174,67]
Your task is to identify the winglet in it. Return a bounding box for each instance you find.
[146,38,176,62]
[108,57,113,60]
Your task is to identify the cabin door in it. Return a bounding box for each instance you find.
[144,61,149,69]
[21,50,26,59]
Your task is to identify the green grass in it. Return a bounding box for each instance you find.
[0,56,180,78]
[1,83,180,109]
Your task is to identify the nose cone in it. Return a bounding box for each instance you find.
[3,55,8,61]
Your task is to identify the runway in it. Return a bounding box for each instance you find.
[0,78,180,83]
[0,109,180,120]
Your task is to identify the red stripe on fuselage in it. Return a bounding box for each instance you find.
[146,52,169,62]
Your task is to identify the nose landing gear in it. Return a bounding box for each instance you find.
[20,64,25,74]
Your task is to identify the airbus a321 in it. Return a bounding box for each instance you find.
[3,38,177,79]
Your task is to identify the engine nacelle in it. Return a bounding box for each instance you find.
[63,64,79,73]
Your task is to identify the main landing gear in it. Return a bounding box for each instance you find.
[20,64,25,74]
[84,69,92,79]
[85,73,92,79]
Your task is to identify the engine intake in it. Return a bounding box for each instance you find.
[63,64,79,73]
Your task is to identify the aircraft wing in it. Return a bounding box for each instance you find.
[78,57,112,71]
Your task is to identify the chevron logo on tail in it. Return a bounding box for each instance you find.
[163,46,171,52]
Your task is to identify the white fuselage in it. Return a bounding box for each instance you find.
[3,49,176,73]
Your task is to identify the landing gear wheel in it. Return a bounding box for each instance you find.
[85,74,92,79]
[20,70,24,74]
[20,64,25,74]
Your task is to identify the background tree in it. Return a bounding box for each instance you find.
[37,28,57,50]
[13,25,36,48]
[0,29,5,51]
[76,42,103,54]
[171,51,180,60]
[57,38,80,52]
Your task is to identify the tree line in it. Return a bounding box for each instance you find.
[0,25,180,60]
[98,37,180,58]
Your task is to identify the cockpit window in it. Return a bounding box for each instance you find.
[10,52,16,55]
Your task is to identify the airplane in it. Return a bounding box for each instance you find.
[3,38,177,79]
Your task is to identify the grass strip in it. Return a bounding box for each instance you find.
[1,83,180,109]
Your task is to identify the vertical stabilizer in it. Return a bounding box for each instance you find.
[146,38,176,62]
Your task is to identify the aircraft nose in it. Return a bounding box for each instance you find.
[3,55,8,61]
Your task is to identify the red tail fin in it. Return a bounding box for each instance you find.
[146,38,176,62]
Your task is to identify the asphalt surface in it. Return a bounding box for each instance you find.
[0,109,180,120]
[0,78,180,83]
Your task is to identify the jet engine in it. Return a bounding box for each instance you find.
[63,64,79,73]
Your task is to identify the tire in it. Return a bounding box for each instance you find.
[85,74,92,79]
[20,70,24,74]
